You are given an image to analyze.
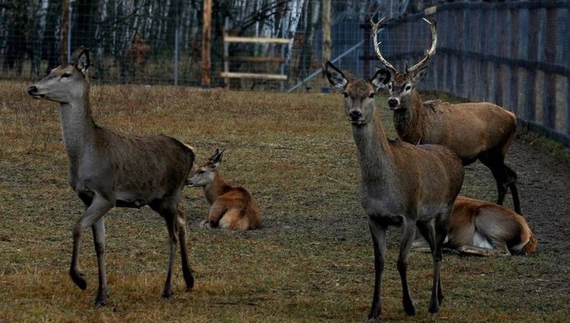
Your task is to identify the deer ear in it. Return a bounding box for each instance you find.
[371,68,391,90]
[413,65,428,82]
[70,46,90,74]
[325,61,348,89]
[210,148,225,166]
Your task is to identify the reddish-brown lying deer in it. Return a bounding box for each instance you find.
[188,149,262,230]
[414,196,536,257]
[27,47,195,305]
[371,18,521,215]
[325,61,464,320]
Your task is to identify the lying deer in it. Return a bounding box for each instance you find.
[414,196,537,257]
[371,18,521,215]
[325,61,464,320]
[188,149,262,230]
[27,47,195,305]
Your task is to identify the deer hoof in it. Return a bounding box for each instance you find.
[70,269,87,290]
[162,290,174,299]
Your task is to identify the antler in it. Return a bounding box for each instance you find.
[406,18,437,73]
[370,17,397,74]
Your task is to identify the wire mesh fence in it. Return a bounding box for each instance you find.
[1,0,569,145]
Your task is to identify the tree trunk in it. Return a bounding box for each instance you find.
[31,0,49,76]
[299,0,319,78]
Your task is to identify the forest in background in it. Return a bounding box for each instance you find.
[0,0,426,86]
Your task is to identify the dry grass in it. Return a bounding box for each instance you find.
[0,81,568,322]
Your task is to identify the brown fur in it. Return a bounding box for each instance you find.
[27,47,195,305]
[188,150,261,231]
[326,61,464,319]
[414,196,536,256]
[372,21,521,215]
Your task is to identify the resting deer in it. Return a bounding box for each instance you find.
[188,149,262,230]
[27,47,195,305]
[371,18,521,215]
[325,61,464,320]
[414,196,537,257]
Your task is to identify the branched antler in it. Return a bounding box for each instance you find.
[370,17,397,74]
[407,18,438,73]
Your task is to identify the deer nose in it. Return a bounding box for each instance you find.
[349,110,362,121]
[27,86,38,95]
[388,98,400,109]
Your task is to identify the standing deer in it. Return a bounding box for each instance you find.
[414,196,537,257]
[188,149,262,230]
[325,61,464,320]
[27,47,195,305]
[371,18,521,215]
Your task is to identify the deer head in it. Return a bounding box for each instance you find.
[370,17,437,110]
[188,149,225,187]
[27,46,90,103]
[325,61,388,126]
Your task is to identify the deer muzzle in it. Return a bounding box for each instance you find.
[27,86,45,99]
[388,98,400,110]
[349,110,364,124]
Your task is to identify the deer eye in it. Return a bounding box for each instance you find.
[343,92,349,98]
[387,84,392,90]
[369,92,375,99]
[404,85,412,92]
[61,73,72,78]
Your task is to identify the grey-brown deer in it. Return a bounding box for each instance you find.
[325,61,464,320]
[414,196,537,257]
[27,47,195,306]
[371,18,521,215]
[188,149,262,230]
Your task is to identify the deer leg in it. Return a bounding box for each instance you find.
[176,206,194,291]
[150,200,180,299]
[208,202,228,228]
[92,217,108,306]
[429,215,449,314]
[367,219,387,322]
[398,219,417,316]
[70,195,113,294]
[479,153,520,212]
[162,210,178,299]
[504,164,522,214]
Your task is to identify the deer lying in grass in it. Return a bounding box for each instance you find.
[188,149,262,230]
[371,18,521,215]
[27,47,195,305]
[414,196,536,256]
[325,61,464,320]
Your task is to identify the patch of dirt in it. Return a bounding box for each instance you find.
[507,139,570,255]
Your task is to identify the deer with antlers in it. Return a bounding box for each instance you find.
[27,47,195,305]
[370,17,521,215]
[188,149,262,230]
[325,61,464,319]
[414,196,537,257]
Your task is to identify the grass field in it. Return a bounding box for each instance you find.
[1,80,569,322]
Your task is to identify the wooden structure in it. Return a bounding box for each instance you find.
[201,0,212,87]
[221,22,289,89]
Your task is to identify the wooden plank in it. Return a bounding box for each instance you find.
[201,0,212,87]
[220,72,287,80]
[226,56,285,63]
[224,36,290,44]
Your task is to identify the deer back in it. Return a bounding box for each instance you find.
[405,101,518,163]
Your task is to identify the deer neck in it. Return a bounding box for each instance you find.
[393,90,424,144]
[59,85,98,159]
[351,113,395,186]
[203,171,229,205]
